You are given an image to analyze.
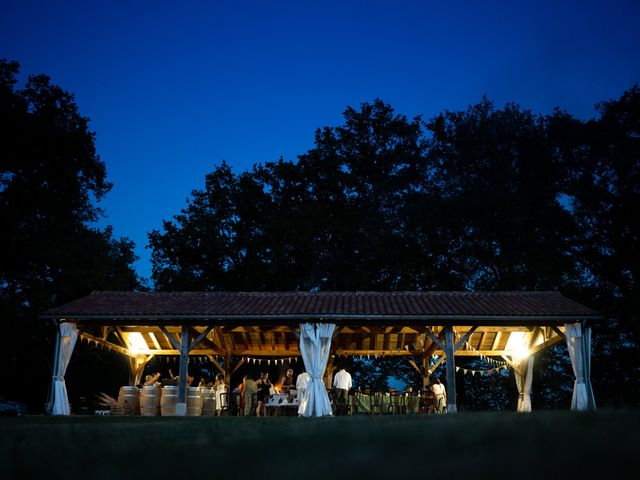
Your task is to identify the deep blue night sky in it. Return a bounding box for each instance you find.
[2,0,639,281]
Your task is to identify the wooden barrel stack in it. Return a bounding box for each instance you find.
[161,385,179,416]
[117,386,140,415]
[186,387,203,416]
[201,388,216,416]
[139,385,162,416]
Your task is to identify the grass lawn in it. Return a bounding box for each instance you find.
[1,409,635,479]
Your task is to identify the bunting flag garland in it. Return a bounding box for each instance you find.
[455,364,510,376]
[453,330,510,368]
[432,331,513,377]
[243,356,298,365]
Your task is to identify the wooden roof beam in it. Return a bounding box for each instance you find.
[234,350,300,357]
[80,332,132,358]
[188,326,214,352]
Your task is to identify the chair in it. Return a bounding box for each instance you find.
[420,390,435,415]
[229,391,241,416]
[370,392,384,415]
[347,394,359,415]
[406,393,420,414]
[387,392,406,415]
[218,392,230,416]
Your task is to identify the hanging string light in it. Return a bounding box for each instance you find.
[453,330,510,368]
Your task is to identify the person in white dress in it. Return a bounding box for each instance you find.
[214,373,227,416]
[431,377,447,414]
[296,371,310,415]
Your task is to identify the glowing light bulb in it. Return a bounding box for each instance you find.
[505,331,530,360]
[127,332,148,354]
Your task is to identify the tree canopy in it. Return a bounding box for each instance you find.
[0,59,141,409]
[150,89,640,407]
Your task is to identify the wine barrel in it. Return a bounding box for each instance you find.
[186,387,203,416]
[161,385,179,416]
[140,385,161,416]
[118,386,140,416]
[201,388,216,416]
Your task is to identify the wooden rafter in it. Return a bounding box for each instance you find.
[407,358,422,374]
[552,326,565,339]
[79,331,132,357]
[425,327,446,351]
[501,355,525,377]
[159,326,181,351]
[491,331,502,351]
[188,326,214,352]
[429,355,445,373]
[212,327,228,353]
[241,331,250,351]
[231,358,246,375]
[206,354,225,376]
[530,335,564,355]
[453,326,477,352]
[528,327,541,350]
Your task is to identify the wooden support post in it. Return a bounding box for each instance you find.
[176,325,189,416]
[444,326,457,413]
[128,354,156,386]
[422,356,430,390]
[128,355,145,386]
[223,354,232,386]
[324,355,335,389]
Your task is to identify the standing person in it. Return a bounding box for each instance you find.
[432,377,447,414]
[280,369,295,393]
[255,372,272,417]
[332,365,352,416]
[296,370,310,415]
[214,373,227,416]
[296,371,310,398]
[241,374,257,416]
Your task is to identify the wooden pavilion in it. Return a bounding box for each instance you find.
[43,290,600,415]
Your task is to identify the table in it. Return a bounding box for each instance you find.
[265,393,299,416]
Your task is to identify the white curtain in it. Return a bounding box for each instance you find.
[51,322,79,415]
[514,356,534,412]
[565,322,596,411]
[297,323,335,417]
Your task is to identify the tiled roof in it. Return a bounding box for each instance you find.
[45,291,599,319]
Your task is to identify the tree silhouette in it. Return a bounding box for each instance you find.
[149,91,640,407]
[0,59,140,410]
